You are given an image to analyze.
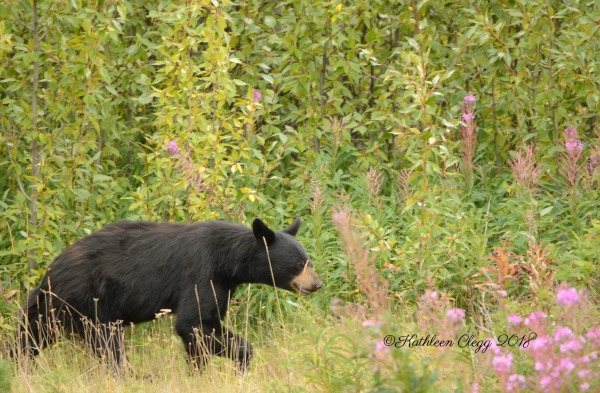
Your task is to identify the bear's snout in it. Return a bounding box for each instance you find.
[290,263,323,295]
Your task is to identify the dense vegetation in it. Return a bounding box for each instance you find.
[1,0,599,391]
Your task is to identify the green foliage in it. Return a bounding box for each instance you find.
[302,319,439,392]
[0,357,12,392]
[1,2,599,385]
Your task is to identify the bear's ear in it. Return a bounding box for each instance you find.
[253,218,276,245]
[281,218,301,237]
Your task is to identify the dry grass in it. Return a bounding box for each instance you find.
[1,297,505,392]
[5,300,316,393]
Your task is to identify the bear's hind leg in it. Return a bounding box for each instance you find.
[11,290,58,361]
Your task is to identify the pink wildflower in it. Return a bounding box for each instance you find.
[560,339,582,353]
[460,93,478,171]
[564,126,579,141]
[421,290,439,301]
[507,315,522,325]
[554,327,574,341]
[252,89,262,102]
[488,339,502,355]
[556,286,579,306]
[446,308,466,323]
[579,356,591,366]
[566,140,584,154]
[464,95,476,103]
[462,113,474,123]
[165,141,179,155]
[362,319,381,327]
[585,327,600,345]
[528,335,551,351]
[561,127,584,191]
[509,143,541,194]
[493,353,513,373]
[524,311,547,327]
[540,375,552,389]
[558,357,575,374]
[374,340,390,355]
[506,374,526,392]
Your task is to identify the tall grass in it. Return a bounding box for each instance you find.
[3,292,321,393]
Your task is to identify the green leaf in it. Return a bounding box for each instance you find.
[261,73,274,84]
[540,206,554,217]
[264,16,276,28]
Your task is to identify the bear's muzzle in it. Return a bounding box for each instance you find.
[290,262,323,295]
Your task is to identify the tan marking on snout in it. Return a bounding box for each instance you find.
[291,260,323,295]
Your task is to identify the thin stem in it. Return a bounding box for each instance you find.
[28,0,41,271]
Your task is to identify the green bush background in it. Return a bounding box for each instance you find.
[1,0,599,322]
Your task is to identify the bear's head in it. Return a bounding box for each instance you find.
[252,218,322,295]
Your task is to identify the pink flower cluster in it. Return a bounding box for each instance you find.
[560,126,600,189]
[564,127,583,154]
[462,113,474,123]
[493,353,513,373]
[165,140,179,155]
[491,285,599,392]
[506,374,527,392]
[526,328,597,391]
[561,126,585,191]
[362,319,382,327]
[252,88,262,102]
[464,95,476,104]
[462,95,476,122]
[446,308,466,323]
[164,140,206,192]
[524,311,547,331]
[416,289,446,331]
[556,286,579,305]
[416,289,465,349]
[489,346,527,392]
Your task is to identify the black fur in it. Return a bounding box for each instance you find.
[13,218,321,372]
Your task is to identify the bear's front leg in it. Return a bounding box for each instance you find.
[175,285,252,372]
[202,327,253,372]
[176,317,252,372]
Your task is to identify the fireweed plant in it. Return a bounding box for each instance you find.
[509,144,542,246]
[461,95,478,182]
[487,285,600,392]
[558,126,598,233]
[317,208,438,392]
[561,127,584,193]
[164,140,207,193]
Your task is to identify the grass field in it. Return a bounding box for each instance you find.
[3,289,514,393]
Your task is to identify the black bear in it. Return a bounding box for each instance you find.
[13,218,322,372]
